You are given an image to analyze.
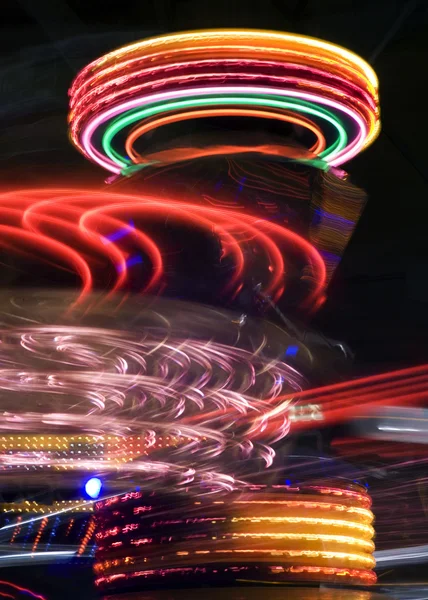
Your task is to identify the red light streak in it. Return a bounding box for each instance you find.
[0,582,46,600]
[288,363,428,432]
[0,188,326,311]
[134,506,152,514]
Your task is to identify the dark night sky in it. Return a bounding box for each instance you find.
[1,0,428,372]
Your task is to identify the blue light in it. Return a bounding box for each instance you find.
[285,479,291,486]
[238,176,247,193]
[285,345,299,358]
[104,220,135,244]
[126,255,143,268]
[85,477,102,499]
[117,255,143,273]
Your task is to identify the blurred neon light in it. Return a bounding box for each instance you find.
[375,544,428,566]
[71,30,378,91]
[69,29,380,173]
[104,220,135,243]
[103,96,346,168]
[0,315,306,487]
[124,107,328,165]
[0,188,326,310]
[0,582,46,600]
[0,551,75,562]
[79,86,365,174]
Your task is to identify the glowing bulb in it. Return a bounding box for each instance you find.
[85,477,102,499]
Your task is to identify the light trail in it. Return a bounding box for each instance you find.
[68,29,379,173]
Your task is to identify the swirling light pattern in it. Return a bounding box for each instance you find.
[0,187,326,311]
[0,297,307,487]
[68,29,380,174]
[0,295,427,485]
[94,485,376,590]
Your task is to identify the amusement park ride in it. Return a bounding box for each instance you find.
[3,26,421,599]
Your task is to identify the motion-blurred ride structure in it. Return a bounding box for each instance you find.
[0,28,391,597]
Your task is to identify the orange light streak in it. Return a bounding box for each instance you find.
[125,108,326,164]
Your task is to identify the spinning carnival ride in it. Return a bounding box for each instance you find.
[0,29,382,592]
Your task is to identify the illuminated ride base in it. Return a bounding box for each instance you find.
[69,29,380,175]
[94,484,376,596]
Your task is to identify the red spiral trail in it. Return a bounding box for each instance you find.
[0,188,326,311]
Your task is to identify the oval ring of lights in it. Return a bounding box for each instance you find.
[68,29,380,174]
[0,188,326,311]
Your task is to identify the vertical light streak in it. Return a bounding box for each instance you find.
[32,517,48,553]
